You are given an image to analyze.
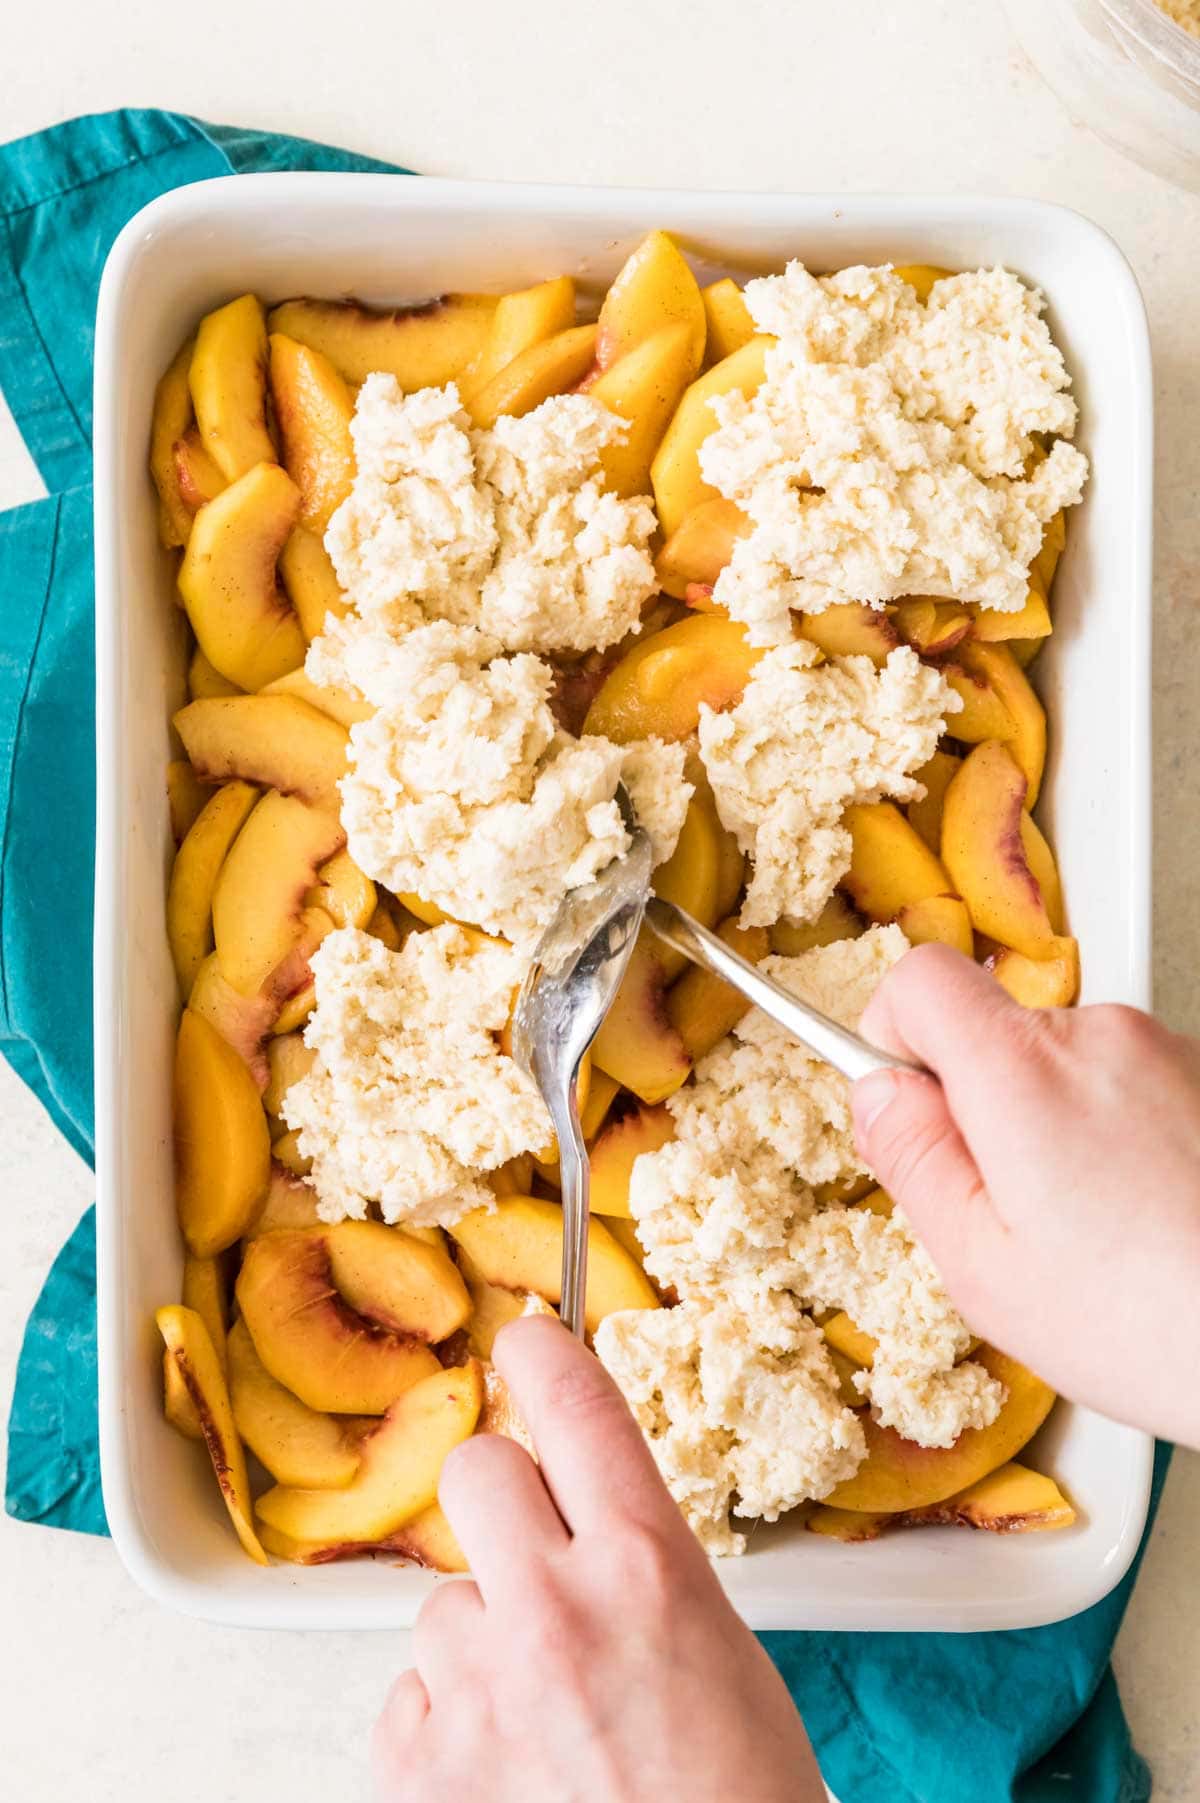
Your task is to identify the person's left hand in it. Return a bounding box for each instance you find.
[372,1314,822,1803]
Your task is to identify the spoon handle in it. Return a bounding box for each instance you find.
[644,898,929,1083]
[546,1070,590,1338]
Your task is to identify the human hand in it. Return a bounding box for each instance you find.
[853,943,1200,1447]
[372,1315,823,1803]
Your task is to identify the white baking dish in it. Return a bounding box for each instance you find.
[93,176,1154,1632]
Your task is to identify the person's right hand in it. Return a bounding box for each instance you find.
[852,944,1200,1449]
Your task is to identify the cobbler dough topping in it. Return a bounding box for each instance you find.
[312,621,688,946]
[699,643,956,925]
[283,924,550,1227]
[700,262,1089,642]
[325,377,658,655]
[595,1295,865,1556]
[626,928,1002,1450]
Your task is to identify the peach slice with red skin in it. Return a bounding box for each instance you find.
[268,333,356,535]
[941,742,1070,962]
[266,294,497,390]
[594,231,706,380]
[174,694,349,808]
[465,323,599,430]
[654,497,750,599]
[260,665,373,731]
[447,1197,659,1335]
[150,336,198,547]
[583,612,763,745]
[799,604,900,667]
[188,294,277,482]
[211,791,345,996]
[589,322,699,499]
[255,1362,485,1547]
[244,1163,323,1238]
[174,1008,271,1257]
[826,1345,1056,1512]
[157,1304,268,1564]
[987,941,1080,1007]
[891,598,973,659]
[226,1317,365,1490]
[177,461,306,692]
[279,525,351,642]
[945,641,1046,807]
[236,1227,452,1415]
[808,1461,1075,1540]
[895,894,975,957]
[173,426,226,517]
[651,335,770,536]
[587,1102,677,1219]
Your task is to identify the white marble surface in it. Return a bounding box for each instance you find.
[2,1,1200,1796]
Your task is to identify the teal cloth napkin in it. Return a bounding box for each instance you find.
[0,107,1167,1803]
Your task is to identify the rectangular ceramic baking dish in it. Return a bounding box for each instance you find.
[93,176,1154,1631]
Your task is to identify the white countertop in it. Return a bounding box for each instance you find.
[2,1,1199,1797]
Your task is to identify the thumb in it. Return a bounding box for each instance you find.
[853,1068,1003,1303]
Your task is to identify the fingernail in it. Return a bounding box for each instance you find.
[854,1070,900,1136]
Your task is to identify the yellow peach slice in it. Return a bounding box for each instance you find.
[212,792,345,996]
[272,1129,312,1177]
[260,665,373,730]
[188,294,276,482]
[666,917,770,1060]
[651,335,770,536]
[157,1304,268,1564]
[181,1253,229,1374]
[365,902,404,952]
[595,231,705,379]
[236,1229,443,1415]
[943,659,1016,746]
[388,1502,469,1573]
[895,893,974,957]
[262,1036,317,1138]
[167,759,208,845]
[459,276,576,401]
[903,1460,1075,1532]
[279,525,351,642]
[799,603,900,666]
[941,743,1068,961]
[163,1350,204,1439]
[268,334,355,534]
[226,1318,363,1490]
[1032,510,1066,597]
[654,497,750,599]
[187,953,283,1090]
[700,278,755,365]
[304,848,376,930]
[891,598,973,659]
[255,1362,484,1547]
[949,641,1046,807]
[166,781,259,997]
[266,295,496,390]
[806,1505,889,1542]
[1019,812,1065,932]
[177,461,306,692]
[587,1103,677,1219]
[245,1163,322,1238]
[842,801,954,924]
[582,612,763,744]
[893,264,954,301]
[970,584,1052,645]
[906,749,962,854]
[150,335,198,547]
[825,1346,1056,1512]
[175,1009,271,1256]
[822,1312,877,1369]
[188,647,242,701]
[173,427,226,517]
[987,941,1080,1007]
[173,694,349,807]
[590,322,698,498]
[447,1197,659,1334]
[768,893,864,956]
[325,1221,471,1344]
[465,323,600,429]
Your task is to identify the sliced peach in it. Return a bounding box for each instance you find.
[175,1009,271,1256]
[893,264,953,301]
[654,497,750,599]
[459,276,576,402]
[769,893,864,956]
[465,323,599,430]
[177,461,306,692]
[655,783,744,961]
[903,1460,1075,1532]
[941,743,1068,961]
[907,749,962,854]
[167,780,260,997]
[700,278,755,365]
[325,1221,471,1343]
[822,1312,877,1368]
[806,1505,889,1542]
[799,603,900,666]
[163,1349,203,1439]
[458,1247,541,1360]
[490,1154,537,1200]
[188,647,242,701]
[186,953,278,1090]
[167,759,208,846]
[188,294,276,482]
[268,334,355,535]
[970,583,1052,645]
[895,893,974,956]
[263,1035,317,1137]
[582,612,762,744]
[1031,509,1066,597]
[826,1346,1056,1512]
[397,890,457,928]
[272,1129,313,1177]
[279,525,351,642]
[951,641,1046,806]
[943,659,1017,745]
[595,231,705,379]
[891,599,973,659]
[226,1317,363,1490]
[157,1304,267,1564]
[236,1229,443,1415]
[651,335,770,536]
[1020,812,1065,932]
[150,335,198,547]
[448,1197,659,1334]
[389,1502,469,1573]
[212,792,345,996]
[173,427,226,516]
[174,693,349,807]
[266,295,496,390]
[260,666,373,730]
[987,941,1080,1007]
[254,1362,483,1546]
[365,901,404,952]
[587,1103,677,1219]
[304,849,376,930]
[590,322,698,498]
[842,802,954,923]
[667,917,770,1060]
[245,1163,322,1238]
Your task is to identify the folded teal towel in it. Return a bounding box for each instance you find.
[0,107,1167,1803]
